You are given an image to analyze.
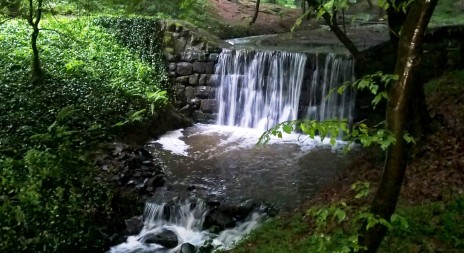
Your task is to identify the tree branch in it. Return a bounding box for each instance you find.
[35,0,43,26]
[305,0,364,62]
[0,17,14,25]
[28,0,34,26]
[250,0,261,25]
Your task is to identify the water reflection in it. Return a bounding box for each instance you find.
[147,124,353,210]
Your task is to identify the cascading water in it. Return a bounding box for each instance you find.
[215,49,355,130]
[110,198,263,253]
[111,49,357,253]
[305,53,355,122]
[215,49,307,130]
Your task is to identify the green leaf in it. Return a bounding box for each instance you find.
[282,124,293,134]
[337,83,347,94]
[334,209,346,222]
[380,134,396,150]
[403,132,415,144]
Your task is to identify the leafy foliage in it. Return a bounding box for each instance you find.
[0,18,167,153]
[0,17,168,251]
[94,17,168,89]
[258,118,403,151]
[258,71,411,151]
[228,182,410,253]
[380,197,464,252]
[0,147,114,252]
[337,71,398,109]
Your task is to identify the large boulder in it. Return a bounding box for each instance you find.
[125,216,144,235]
[179,243,196,253]
[203,209,236,232]
[142,229,179,248]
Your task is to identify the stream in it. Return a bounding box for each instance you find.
[110,46,356,252]
[110,124,354,253]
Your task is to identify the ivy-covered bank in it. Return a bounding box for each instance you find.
[0,17,174,252]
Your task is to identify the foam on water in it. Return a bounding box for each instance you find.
[110,200,264,253]
[151,129,190,156]
[156,124,344,158]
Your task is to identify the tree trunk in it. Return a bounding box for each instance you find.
[31,24,42,80]
[27,0,44,82]
[366,0,374,9]
[250,0,260,25]
[306,0,364,62]
[358,0,438,252]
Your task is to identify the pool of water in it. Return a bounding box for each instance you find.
[146,124,354,210]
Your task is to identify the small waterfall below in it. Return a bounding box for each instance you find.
[215,49,355,130]
[110,198,263,253]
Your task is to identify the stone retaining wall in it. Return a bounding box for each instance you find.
[160,21,464,124]
[160,20,230,123]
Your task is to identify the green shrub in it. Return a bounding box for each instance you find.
[0,18,167,154]
[229,183,409,253]
[0,17,168,252]
[0,147,114,252]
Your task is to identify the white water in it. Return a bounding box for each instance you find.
[153,129,189,156]
[305,53,355,122]
[110,199,263,253]
[215,49,307,131]
[112,49,357,252]
[111,124,354,253]
[215,50,355,131]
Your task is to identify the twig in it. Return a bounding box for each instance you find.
[0,17,14,25]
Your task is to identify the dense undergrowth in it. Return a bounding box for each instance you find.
[0,17,167,252]
[228,196,464,253]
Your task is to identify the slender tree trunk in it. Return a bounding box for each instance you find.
[31,25,42,79]
[306,0,364,62]
[27,0,44,82]
[250,0,261,25]
[301,0,306,15]
[366,0,374,9]
[358,0,438,252]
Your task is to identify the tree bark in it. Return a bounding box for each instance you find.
[358,0,438,252]
[250,0,260,25]
[27,0,44,82]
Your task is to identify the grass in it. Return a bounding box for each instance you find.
[425,69,464,94]
[379,198,464,252]
[226,197,464,253]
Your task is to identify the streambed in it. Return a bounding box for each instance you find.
[110,124,354,253]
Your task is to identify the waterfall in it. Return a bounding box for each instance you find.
[215,49,355,130]
[305,53,356,122]
[215,49,307,131]
[110,199,263,253]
